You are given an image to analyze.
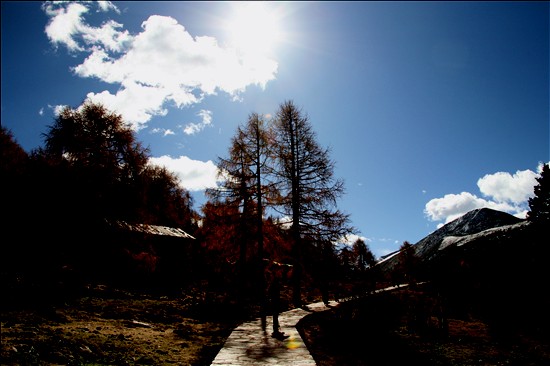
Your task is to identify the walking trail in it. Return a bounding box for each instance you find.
[210,284,412,365]
[210,300,338,365]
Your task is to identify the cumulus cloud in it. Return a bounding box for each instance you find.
[424,192,514,225]
[43,2,88,52]
[42,2,278,130]
[84,82,170,125]
[149,155,219,191]
[424,165,544,226]
[477,169,538,204]
[43,2,129,53]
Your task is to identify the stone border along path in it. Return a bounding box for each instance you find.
[210,283,418,365]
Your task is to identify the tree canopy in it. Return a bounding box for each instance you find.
[527,163,550,226]
[37,101,196,229]
[206,100,356,306]
[2,100,371,303]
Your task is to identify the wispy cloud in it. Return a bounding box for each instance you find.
[97,1,120,13]
[184,110,213,135]
[42,2,278,130]
[424,163,546,227]
[150,128,175,137]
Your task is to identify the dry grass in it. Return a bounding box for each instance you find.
[1,286,241,365]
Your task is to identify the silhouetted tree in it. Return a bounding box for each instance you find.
[25,102,198,288]
[527,162,550,226]
[37,101,197,229]
[206,113,277,318]
[1,126,29,176]
[311,240,339,304]
[39,102,151,223]
[1,127,33,279]
[272,100,354,306]
[207,113,274,266]
[338,246,355,279]
[1,126,30,221]
[139,164,197,232]
[397,241,419,286]
[198,200,241,284]
[353,238,376,272]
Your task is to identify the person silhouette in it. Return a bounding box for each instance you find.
[266,261,292,340]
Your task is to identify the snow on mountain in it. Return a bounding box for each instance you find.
[376,208,525,273]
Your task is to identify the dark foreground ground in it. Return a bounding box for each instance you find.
[298,288,550,366]
[1,285,244,365]
[2,285,550,365]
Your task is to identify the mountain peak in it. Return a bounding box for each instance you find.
[438,208,523,237]
[377,208,524,271]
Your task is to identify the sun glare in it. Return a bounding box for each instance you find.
[224,2,282,56]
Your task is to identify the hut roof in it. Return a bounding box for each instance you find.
[109,221,195,240]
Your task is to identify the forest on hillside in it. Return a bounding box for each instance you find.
[0,101,382,309]
[2,100,549,306]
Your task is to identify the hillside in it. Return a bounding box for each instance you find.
[299,209,549,365]
[376,208,524,274]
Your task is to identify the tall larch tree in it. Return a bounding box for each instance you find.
[272,100,354,306]
[206,113,274,300]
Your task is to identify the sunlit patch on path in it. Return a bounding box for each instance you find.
[210,301,337,365]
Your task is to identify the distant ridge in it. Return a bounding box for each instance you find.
[377,208,524,272]
[413,208,523,260]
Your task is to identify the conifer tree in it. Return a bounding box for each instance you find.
[207,113,273,266]
[527,163,550,225]
[272,100,354,306]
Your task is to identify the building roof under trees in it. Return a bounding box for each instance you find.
[107,220,195,240]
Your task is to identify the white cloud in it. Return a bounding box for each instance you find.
[477,169,538,204]
[150,128,175,136]
[149,155,219,191]
[84,81,170,127]
[50,104,67,116]
[424,166,541,225]
[43,2,89,52]
[536,161,549,174]
[340,234,371,246]
[184,109,213,135]
[81,20,132,53]
[97,1,120,13]
[274,216,293,230]
[424,192,512,224]
[43,3,278,129]
[43,2,129,53]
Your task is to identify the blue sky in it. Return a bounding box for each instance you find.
[2,1,548,258]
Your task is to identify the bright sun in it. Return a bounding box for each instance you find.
[224,2,282,56]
